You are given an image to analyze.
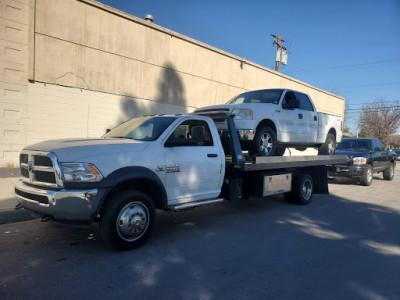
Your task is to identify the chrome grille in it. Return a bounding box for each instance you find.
[19,150,63,188]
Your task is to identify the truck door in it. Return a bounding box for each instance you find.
[162,118,224,205]
[371,139,387,171]
[294,92,318,143]
[278,91,301,142]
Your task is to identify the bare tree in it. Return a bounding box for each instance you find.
[387,134,400,148]
[358,99,400,144]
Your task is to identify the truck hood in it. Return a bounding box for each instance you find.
[195,103,275,112]
[25,138,149,162]
[195,104,233,112]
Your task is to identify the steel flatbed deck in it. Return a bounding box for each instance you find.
[233,155,349,171]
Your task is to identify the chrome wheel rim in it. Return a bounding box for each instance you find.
[302,179,312,201]
[328,141,335,154]
[116,201,149,242]
[367,168,372,183]
[389,166,393,177]
[260,133,273,155]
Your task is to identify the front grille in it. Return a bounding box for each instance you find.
[34,171,56,183]
[20,154,28,164]
[15,188,49,205]
[19,151,62,188]
[21,167,29,178]
[34,155,52,166]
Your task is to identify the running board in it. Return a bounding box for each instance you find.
[168,198,224,211]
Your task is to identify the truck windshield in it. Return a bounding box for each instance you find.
[103,116,177,141]
[226,89,283,104]
[336,139,371,151]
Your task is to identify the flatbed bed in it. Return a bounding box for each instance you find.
[234,155,349,171]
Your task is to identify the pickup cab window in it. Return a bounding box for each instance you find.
[166,120,213,147]
[226,89,283,104]
[372,139,384,152]
[104,116,177,141]
[295,92,314,112]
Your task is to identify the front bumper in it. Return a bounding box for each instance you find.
[219,129,255,141]
[15,179,108,223]
[328,164,368,178]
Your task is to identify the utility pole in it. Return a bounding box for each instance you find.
[271,34,287,72]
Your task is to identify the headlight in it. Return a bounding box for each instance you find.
[61,163,103,182]
[353,157,367,165]
[232,109,253,120]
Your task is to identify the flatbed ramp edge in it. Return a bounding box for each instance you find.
[233,155,349,171]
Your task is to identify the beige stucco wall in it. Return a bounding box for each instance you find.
[0,0,30,167]
[0,0,342,166]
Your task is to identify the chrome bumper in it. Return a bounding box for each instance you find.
[219,129,255,141]
[15,179,105,222]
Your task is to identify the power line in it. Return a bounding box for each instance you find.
[335,82,400,91]
[289,59,400,74]
[347,100,400,106]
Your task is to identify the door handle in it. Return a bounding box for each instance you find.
[207,154,218,157]
[298,114,303,119]
[314,116,317,121]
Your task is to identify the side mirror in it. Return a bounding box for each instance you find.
[105,129,111,134]
[282,98,299,109]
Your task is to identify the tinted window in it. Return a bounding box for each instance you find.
[167,119,213,147]
[104,116,177,141]
[295,92,314,111]
[336,139,371,151]
[373,139,384,151]
[227,89,283,105]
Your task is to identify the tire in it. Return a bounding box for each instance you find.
[284,174,313,205]
[100,190,155,251]
[275,146,286,156]
[249,125,277,156]
[383,164,394,181]
[360,165,373,186]
[318,133,336,155]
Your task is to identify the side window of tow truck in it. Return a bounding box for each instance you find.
[165,120,214,147]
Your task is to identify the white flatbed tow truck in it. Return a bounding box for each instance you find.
[15,111,348,250]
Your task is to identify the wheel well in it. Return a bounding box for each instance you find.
[101,178,166,212]
[328,128,336,139]
[257,119,277,133]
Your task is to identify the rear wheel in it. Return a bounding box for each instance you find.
[360,165,373,186]
[284,174,313,205]
[318,133,336,155]
[383,164,394,180]
[100,190,155,250]
[249,125,277,156]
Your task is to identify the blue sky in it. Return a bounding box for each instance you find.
[99,0,400,132]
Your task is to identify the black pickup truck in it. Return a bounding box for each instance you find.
[328,138,397,186]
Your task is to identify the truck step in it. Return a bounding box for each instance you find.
[168,198,224,211]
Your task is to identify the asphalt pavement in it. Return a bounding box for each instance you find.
[1,168,399,299]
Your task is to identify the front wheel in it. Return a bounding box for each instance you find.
[249,125,277,156]
[318,133,336,155]
[383,164,394,180]
[360,165,373,186]
[100,190,155,250]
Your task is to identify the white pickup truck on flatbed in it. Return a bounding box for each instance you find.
[195,89,343,156]
[15,112,347,250]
